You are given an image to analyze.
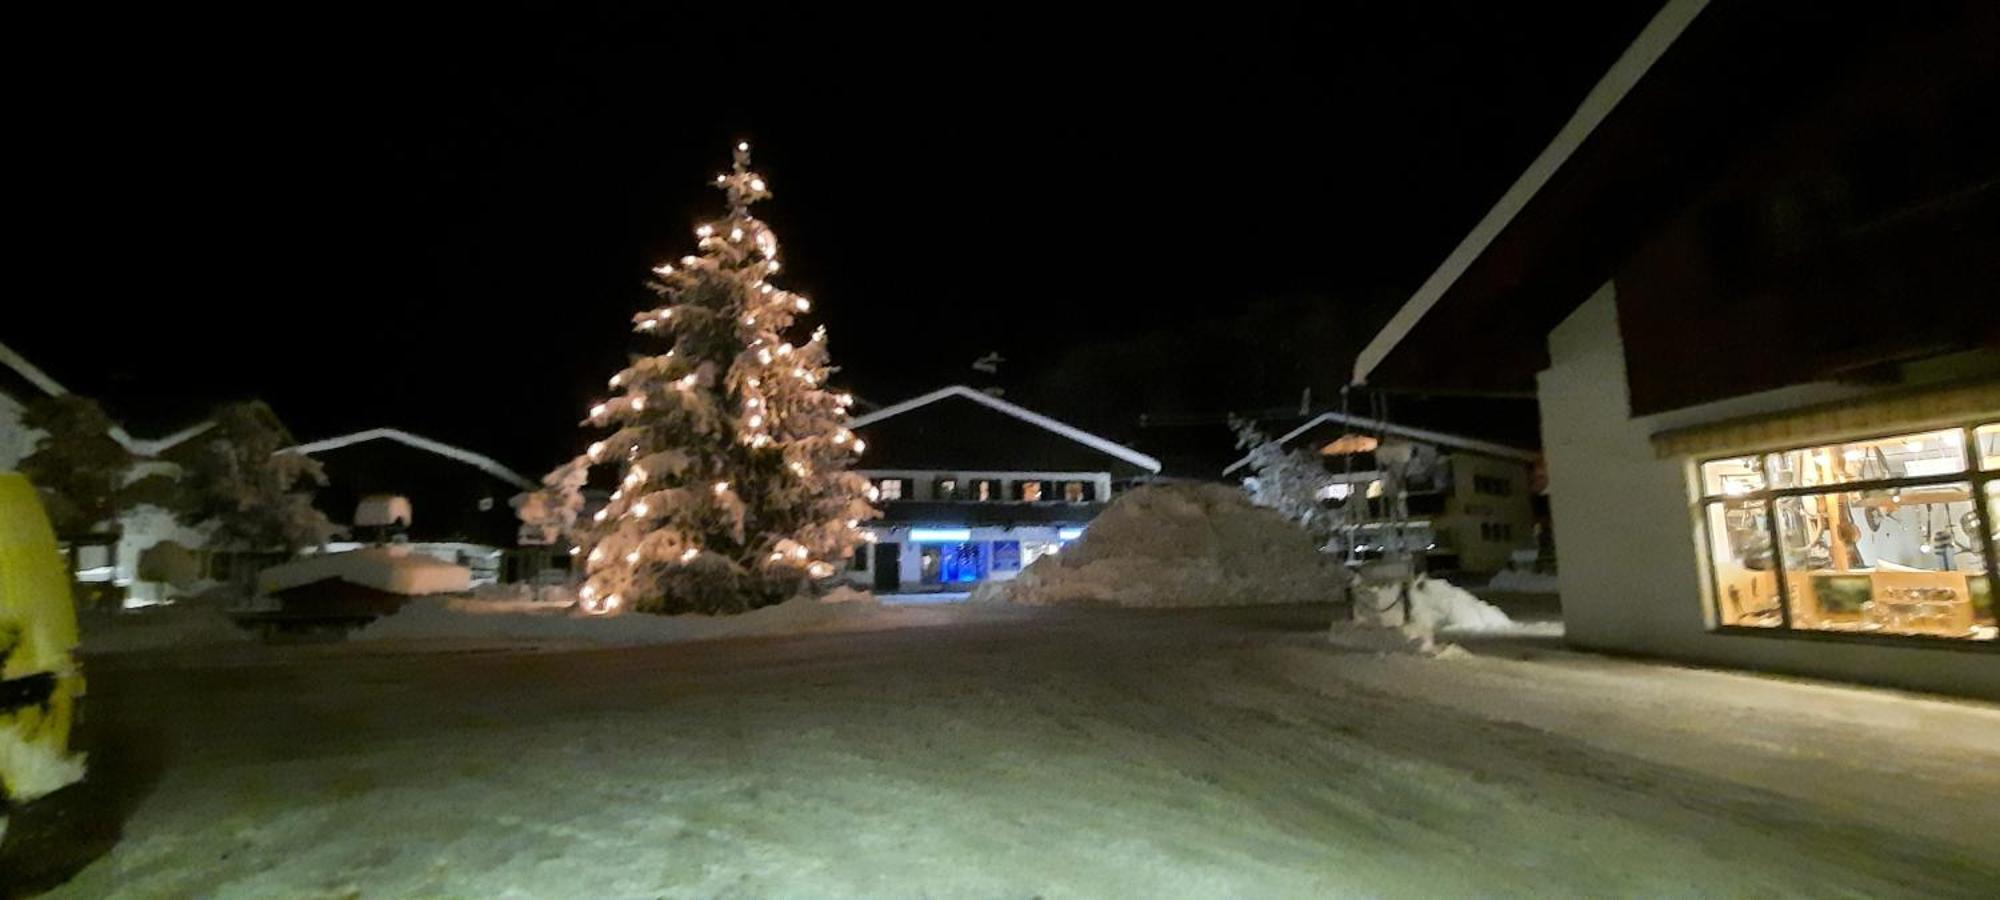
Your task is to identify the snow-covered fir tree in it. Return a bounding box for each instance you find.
[1230,416,1344,544]
[559,141,876,615]
[177,401,341,553]
[18,394,135,536]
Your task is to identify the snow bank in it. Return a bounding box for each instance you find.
[1485,569,1561,594]
[258,547,471,597]
[1336,575,1517,655]
[975,483,1350,608]
[76,604,253,655]
[1352,575,1513,632]
[353,589,946,646]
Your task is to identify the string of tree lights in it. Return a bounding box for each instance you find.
[525,142,878,615]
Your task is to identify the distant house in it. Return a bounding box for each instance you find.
[1351,1,1998,697]
[1,339,216,605]
[279,428,539,586]
[844,385,1162,592]
[1223,412,1541,574]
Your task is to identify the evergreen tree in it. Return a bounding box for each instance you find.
[18,394,134,535]
[563,141,875,615]
[1231,417,1344,544]
[176,400,341,553]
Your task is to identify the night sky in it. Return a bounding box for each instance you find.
[14,2,1658,473]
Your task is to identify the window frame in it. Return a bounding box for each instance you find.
[1694,420,1998,651]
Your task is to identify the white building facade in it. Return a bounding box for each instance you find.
[842,386,1160,593]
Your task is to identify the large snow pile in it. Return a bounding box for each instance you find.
[76,603,253,655]
[1485,569,1561,594]
[975,483,1349,608]
[257,546,471,597]
[353,587,950,646]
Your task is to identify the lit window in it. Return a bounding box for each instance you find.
[1063,482,1086,503]
[975,480,993,502]
[936,479,958,501]
[1694,423,1995,642]
[1019,481,1043,502]
[1763,428,1965,488]
[876,479,903,501]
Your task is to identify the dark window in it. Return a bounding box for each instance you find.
[935,478,959,501]
[851,547,870,572]
[1474,475,1512,497]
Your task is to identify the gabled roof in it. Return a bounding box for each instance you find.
[849,385,1162,474]
[1353,0,1708,386]
[280,427,537,490]
[0,340,66,400]
[0,339,216,456]
[1222,411,1538,476]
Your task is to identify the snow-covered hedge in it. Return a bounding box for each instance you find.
[974,483,1351,608]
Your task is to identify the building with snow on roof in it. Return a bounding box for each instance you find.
[842,385,1161,593]
[1224,410,1542,575]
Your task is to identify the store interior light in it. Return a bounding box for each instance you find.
[1057,527,1085,540]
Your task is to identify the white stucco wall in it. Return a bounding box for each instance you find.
[1539,283,1998,699]
[0,391,40,472]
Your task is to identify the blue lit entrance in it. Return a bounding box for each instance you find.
[919,541,987,585]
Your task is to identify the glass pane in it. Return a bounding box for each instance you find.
[1977,423,1999,470]
[1699,456,1765,496]
[1705,499,1782,628]
[1773,483,1993,640]
[1763,429,1966,489]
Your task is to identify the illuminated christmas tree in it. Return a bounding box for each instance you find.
[558,141,877,614]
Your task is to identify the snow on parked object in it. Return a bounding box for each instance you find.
[975,483,1350,608]
[257,546,471,597]
[1486,568,1561,594]
[353,589,967,646]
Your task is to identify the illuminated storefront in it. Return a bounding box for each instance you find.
[1696,424,1997,643]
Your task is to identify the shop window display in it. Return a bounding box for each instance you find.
[1697,423,1996,642]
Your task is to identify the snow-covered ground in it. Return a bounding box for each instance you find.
[350,589,998,646]
[17,604,1998,896]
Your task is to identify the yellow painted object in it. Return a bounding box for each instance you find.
[0,472,87,805]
